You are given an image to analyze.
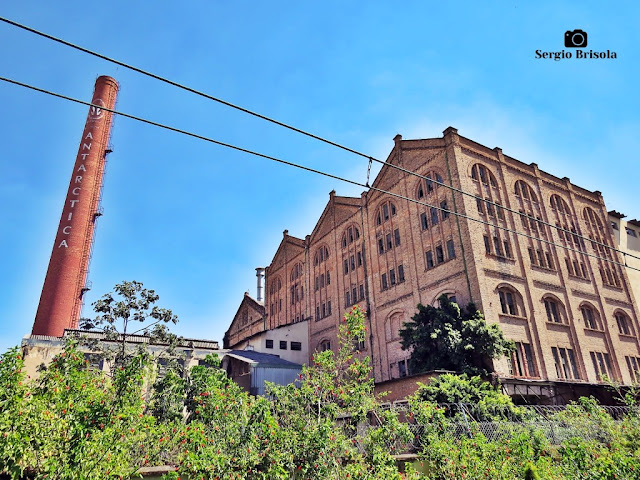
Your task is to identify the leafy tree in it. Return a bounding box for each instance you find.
[399,295,514,376]
[79,280,179,366]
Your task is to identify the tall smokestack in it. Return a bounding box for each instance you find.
[32,76,119,337]
[255,267,265,303]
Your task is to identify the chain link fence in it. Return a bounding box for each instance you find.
[359,403,636,454]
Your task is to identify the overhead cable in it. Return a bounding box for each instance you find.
[1,16,634,265]
[2,76,638,276]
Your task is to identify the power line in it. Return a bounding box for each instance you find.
[2,76,638,277]
[0,16,369,160]
[2,15,635,266]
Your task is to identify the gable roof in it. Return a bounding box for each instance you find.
[224,293,266,347]
[268,230,305,273]
[309,190,362,243]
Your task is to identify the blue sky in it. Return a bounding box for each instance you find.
[1,1,638,352]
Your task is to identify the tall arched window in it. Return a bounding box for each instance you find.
[341,225,360,249]
[416,170,444,199]
[289,262,304,306]
[314,245,330,265]
[268,276,282,316]
[514,180,538,203]
[290,263,303,281]
[550,194,572,216]
[470,164,498,187]
[375,200,397,226]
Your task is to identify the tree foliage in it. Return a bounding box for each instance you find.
[399,295,514,376]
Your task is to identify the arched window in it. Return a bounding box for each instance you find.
[470,164,498,187]
[385,311,405,342]
[375,200,397,226]
[615,310,634,336]
[431,290,458,306]
[580,303,602,330]
[318,339,331,352]
[514,180,538,203]
[269,276,282,295]
[416,171,444,199]
[341,225,360,249]
[268,276,282,316]
[550,194,572,215]
[314,245,330,265]
[542,295,566,324]
[583,207,603,230]
[497,285,524,317]
[290,263,303,281]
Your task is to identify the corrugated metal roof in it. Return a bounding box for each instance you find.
[228,350,302,367]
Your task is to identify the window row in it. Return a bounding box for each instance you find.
[269,299,283,316]
[345,284,365,307]
[497,287,635,336]
[591,351,614,381]
[520,211,547,238]
[552,346,580,380]
[529,248,554,269]
[477,197,504,220]
[265,339,302,351]
[510,343,620,382]
[381,265,405,290]
[483,235,512,259]
[626,356,640,383]
[314,271,331,291]
[420,202,450,230]
[426,240,456,269]
[315,300,332,320]
[378,229,401,254]
[556,223,584,250]
[600,267,621,288]
[566,257,588,279]
[509,342,537,377]
[591,238,613,259]
[341,225,361,248]
[343,251,363,274]
[469,167,612,240]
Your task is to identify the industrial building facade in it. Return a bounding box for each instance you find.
[225,127,640,394]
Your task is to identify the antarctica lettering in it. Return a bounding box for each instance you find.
[57,132,92,249]
[57,99,104,249]
[535,49,617,61]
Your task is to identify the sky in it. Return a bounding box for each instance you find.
[1,1,638,353]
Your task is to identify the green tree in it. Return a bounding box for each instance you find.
[79,280,179,366]
[399,295,514,376]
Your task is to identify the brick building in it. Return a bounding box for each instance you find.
[225,127,640,398]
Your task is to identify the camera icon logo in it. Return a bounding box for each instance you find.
[565,29,588,48]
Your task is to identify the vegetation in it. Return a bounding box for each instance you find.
[399,295,514,376]
[2,285,640,479]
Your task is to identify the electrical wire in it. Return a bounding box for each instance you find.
[2,75,638,277]
[1,15,636,266]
